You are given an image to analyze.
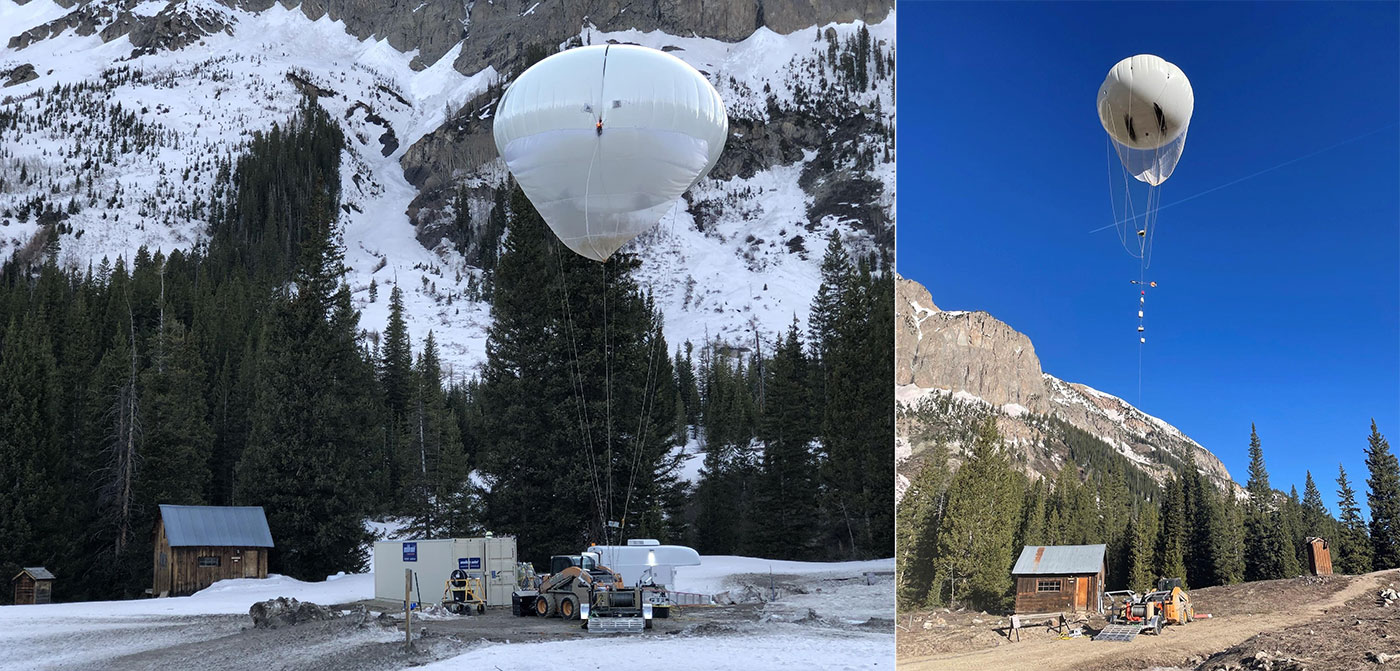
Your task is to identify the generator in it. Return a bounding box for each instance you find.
[1103,578,1194,635]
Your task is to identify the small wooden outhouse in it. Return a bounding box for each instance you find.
[1306,537,1333,576]
[12,567,55,604]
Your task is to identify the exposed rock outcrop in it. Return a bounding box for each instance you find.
[895,277,1048,414]
[3,64,39,88]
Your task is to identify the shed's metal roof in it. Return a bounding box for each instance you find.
[159,505,274,548]
[17,567,54,581]
[1011,544,1105,575]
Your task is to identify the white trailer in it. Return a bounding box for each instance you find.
[373,536,519,607]
[586,539,700,589]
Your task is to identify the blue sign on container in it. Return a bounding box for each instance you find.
[403,542,417,562]
[457,557,470,570]
[466,557,481,570]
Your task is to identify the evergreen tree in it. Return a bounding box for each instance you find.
[1184,464,1222,588]
[405,332,475,537]
[1242,425,1292,580]
[1281,486,1305,576]
[234,204,376,579]
[138,319,212,512]
[1365,420,1400,569]
[1214,494,1246,585]
[1155,476,1189,585]
[0,316,66,601]
[1335,464,1373,574]
[1017,477,1049,549]
[1098,466,1132,588]
[1126,505,1159,593]
[932,419,1021,611]
[896,444,952,610]
[1300,471,1331,539]
[817,255,893,558]
[752,322,820,559]
[380,286,413,417]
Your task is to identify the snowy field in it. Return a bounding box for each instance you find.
[0,555,893,670]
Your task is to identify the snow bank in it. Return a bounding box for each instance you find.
[0,573,373,623]
[676,555,894,595]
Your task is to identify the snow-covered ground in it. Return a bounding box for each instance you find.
[419,554,895,671]
[0,554,894,670]
[0,573,372,625]
[417,630,891,671]
[674,554,893,595]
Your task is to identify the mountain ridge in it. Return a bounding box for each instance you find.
[895,275,1239,501]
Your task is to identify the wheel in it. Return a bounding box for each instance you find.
[476,603,485,615]
[560,595,578,620]
[536,594,557,617]
[1153,619,1163,635]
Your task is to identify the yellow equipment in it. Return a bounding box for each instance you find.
[512,552,653,632]
[443,568,486,615]
[1103,578,1194,635]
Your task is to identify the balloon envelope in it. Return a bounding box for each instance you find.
[493,45,728,261]
[1097,54,1193,186]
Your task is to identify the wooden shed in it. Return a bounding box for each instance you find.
[1306,537,1333,576]
[153,505,274,597]
[11,567,55,605]
[1011,544,1106,614]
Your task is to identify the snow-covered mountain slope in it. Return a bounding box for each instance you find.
[1,0,895,376]
[894,276,1239,502]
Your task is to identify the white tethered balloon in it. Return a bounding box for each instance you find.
[1097,54,1194,187]
[493,45,729,262]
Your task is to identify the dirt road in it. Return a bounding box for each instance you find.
[898,569,1400,671]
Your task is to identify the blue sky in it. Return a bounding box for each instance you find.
[896,1,1399,513]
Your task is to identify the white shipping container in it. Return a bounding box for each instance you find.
[373,536,519,606]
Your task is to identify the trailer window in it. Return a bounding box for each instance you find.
[198,556,221,568]
[1036,579,1061,592]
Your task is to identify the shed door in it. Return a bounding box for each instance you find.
[1075,576,1089,610]
[243,550,261,578]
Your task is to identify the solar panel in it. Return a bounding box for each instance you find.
[1093,624,1140,642]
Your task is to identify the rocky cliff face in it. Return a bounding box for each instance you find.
[894,275,1238,500]
[12,0,890,72]
[895,277,1049,414]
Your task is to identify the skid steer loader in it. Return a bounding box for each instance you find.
[512,552,653,633]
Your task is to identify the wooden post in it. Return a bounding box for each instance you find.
[404,568,413,652]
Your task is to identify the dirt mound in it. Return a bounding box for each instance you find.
[249,597,371,630]
[1194,576,1400,671]
[1189,575,1347,618]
